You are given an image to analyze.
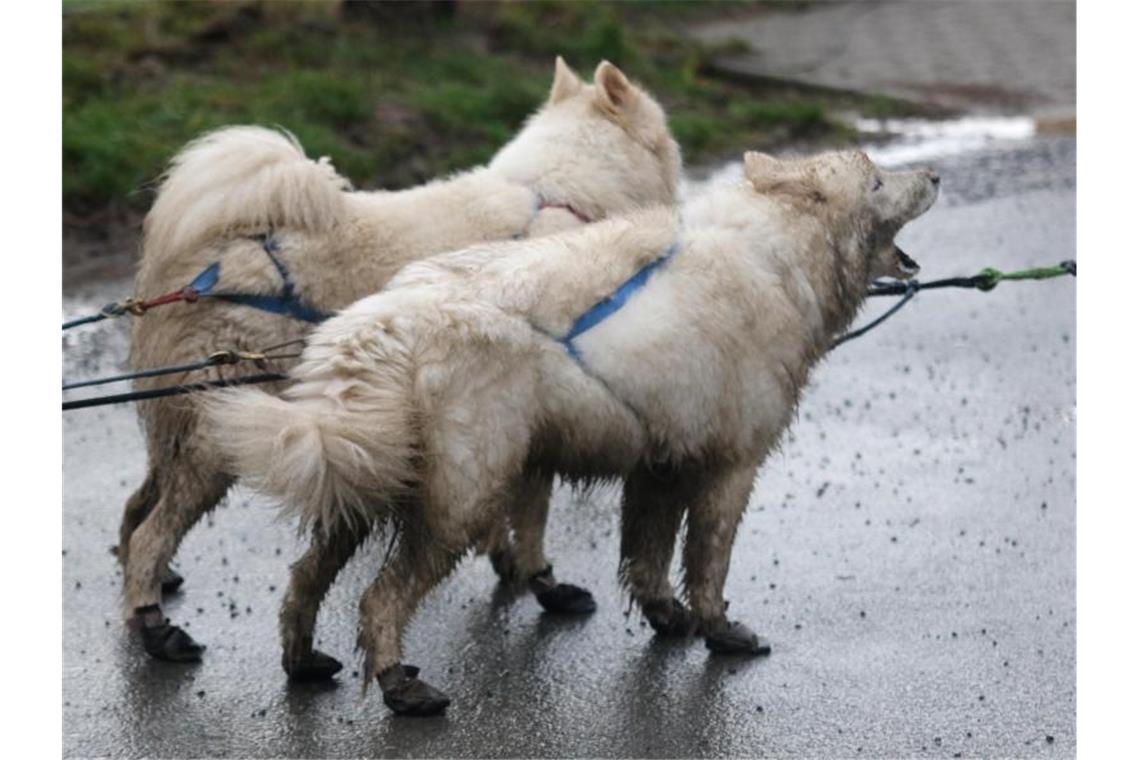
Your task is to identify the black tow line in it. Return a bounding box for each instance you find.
[62,261,1076,411]
[831,260,1076,348]
[62,373,288,411]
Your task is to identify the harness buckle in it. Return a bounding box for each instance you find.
[123,298,148,316]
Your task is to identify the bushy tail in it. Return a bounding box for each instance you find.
[203,384,416,534]
[142,125,351,266]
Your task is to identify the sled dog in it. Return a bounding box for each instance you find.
[120,58,680,670]
[206,148,940,714]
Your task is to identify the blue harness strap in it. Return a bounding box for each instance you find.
[185,236,332,324]
[188,262,221,293]
[561,241,678,360]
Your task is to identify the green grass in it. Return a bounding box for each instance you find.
[62,0,862,218]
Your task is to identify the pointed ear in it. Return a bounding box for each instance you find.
[594,60,635,112]
[549,56,584,104]
[742,151,782,185]
[742,151,825,204]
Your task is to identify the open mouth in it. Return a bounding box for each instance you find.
[895,245,920,278]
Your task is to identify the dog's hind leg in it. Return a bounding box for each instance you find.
[124,454,232,662]
[484,516,517,582]
[358,372,534,715]
[280,517,372,681]
[358,523,462,717]
[506,469,596,615]
[116,467,184,594]
[620,463,695,637]
[681,461,770,657]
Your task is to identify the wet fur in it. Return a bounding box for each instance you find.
[206,150,940,684]
[118,59,681,628]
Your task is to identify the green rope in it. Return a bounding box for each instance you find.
[842,259,1076,347]
[973,261,1076,292]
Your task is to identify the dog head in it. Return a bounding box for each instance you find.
[742,149,940,281]
[489,57,681,217]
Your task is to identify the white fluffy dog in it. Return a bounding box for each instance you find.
[206,148,941,715]
[120,58,681,669]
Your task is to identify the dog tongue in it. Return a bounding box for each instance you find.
[895,245,920,275]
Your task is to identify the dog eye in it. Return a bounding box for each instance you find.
[871,177,883,192]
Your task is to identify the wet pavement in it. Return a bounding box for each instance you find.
[695,0,1075,119]
[63,134,1075,758]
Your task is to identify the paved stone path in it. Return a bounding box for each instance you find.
[695,0,1075,116]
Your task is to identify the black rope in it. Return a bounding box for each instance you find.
[832,281,919,349]
[61,339,308,410]
[64,355,229,391]
[61,350,300,391]
[866,259,1076,297]
[63,311,112,330]
[62,373,288,411]
[833,260,1076,348]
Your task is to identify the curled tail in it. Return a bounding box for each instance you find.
[142,125,351,268]
[203,383,416,534]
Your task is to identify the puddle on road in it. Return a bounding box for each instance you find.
[855,115,1037,166]
[684,115,1041,201]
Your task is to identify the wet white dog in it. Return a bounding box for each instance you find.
[119,58,681,669]
[206,148,940,716]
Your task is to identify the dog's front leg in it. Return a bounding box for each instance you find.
[619,463,695,637]
[681,461,771,656]
[505,468,597,614]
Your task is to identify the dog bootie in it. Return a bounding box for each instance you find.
[704,620,771,656]
[530,566,597,614]
[284,648,343,681]
[378,664,451,717]
[644,597,696,637]
[136,606,204,662]
[160,566,184,594]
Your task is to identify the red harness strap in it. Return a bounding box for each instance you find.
[121,287,201,315]
[538,201,593,225]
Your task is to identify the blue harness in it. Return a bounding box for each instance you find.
[183,234,678,345]
[185,236,332,324]
[561,241,679,360]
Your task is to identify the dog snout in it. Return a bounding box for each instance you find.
[927,170,941,187]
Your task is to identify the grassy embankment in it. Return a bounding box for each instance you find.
[64,0,913,231]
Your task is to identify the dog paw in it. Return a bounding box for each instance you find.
[704,620,771,656]
[160,566,185,595]
[140,619,204,662]
[284,648,344,682]
[535,583,597,615]
[378,664,451,717]
[643,597,696,637]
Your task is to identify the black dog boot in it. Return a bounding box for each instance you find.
[283,638,343,682]
[160,566,185,595]
[136,605,204,662]
[643,597,696,637]
[530,566,597,614]
[378,664,451,717]
[704,620,771,656]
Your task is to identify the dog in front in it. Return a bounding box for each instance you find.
[118,58,681,669]
[206,149,940,715]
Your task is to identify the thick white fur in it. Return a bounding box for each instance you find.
[141,126,351,274]
[130,58,679,330]
[207,150,941,540]
[119,58,681,617]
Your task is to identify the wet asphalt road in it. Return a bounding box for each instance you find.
[63,135,1075,758]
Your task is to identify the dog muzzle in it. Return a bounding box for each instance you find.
[895,245,920,278]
